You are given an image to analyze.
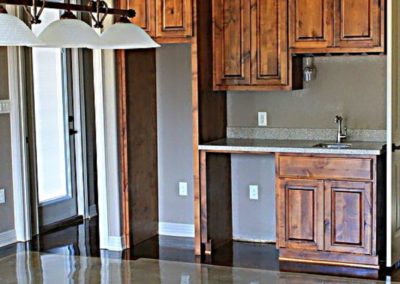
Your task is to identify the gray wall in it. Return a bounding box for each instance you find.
[0,47,15,233]
[228,56,386,130]
[157,44,194,225]
[229,56,386,242]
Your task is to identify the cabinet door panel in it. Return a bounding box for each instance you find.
[127,0,156,36]
[335,0,384,48]
[251,0,288,85]
[289,0,334,49]
[277,179,324,251]
[156,0,192,37]
[213,0,251,87]
[325,181,372,255]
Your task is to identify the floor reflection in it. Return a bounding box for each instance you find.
[0,252,393,284]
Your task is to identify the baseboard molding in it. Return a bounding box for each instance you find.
[232,237,275,244]
[106,236,127,251]
[89,204,98,218]
[159,222,195,238]
[0,230,16,247]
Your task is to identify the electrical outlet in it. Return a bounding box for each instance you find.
[258,112,267,127]
[249,185,259,200]
[0,189,5,204]
[180,274,191,284]
[0,100,10,114]
[179,182,188,196]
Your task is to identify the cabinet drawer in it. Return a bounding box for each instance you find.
[278,155,373,180]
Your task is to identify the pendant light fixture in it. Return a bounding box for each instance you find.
[93,16,160,50]
[38,6,101,48]
[0,5,43,47]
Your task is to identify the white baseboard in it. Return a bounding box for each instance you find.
[0,230,17,247]
[159,222,194,238]
[105,236,127,251]
[232,237,276,243]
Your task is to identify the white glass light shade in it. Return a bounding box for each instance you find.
[0,13,43,47]
[94,22,160,50]
[38,19,101,48]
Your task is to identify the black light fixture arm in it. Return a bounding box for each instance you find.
[0,0,135,19]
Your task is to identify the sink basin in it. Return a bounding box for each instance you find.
[314,143,352,149]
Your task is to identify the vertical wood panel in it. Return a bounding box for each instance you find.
[335,0,384,48]
[325,181,372,255]
[277,178,324,251]
[213,0,251,86]
[251,0,288,85]
[289,0,334,48]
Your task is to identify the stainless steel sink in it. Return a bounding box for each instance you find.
[314,143,352,149]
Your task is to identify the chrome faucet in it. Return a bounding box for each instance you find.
[335,115,347,143]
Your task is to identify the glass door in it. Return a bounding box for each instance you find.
[29,9,79,230]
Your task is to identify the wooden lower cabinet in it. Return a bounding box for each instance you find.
[325,181,373,255]
[276,154,382,269]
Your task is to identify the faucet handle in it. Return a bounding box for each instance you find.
[335,115,343,123]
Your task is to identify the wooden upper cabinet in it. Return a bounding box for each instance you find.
[289,0,334,49]
[334,0,384,49]
[156,0,193,38]
[325,181,372,255]
[127,0,156,37]
[277,178,324,251]
[251,0,288,86]
[289,0,385,53]
[213,0,251,87]
[213,0,301,91]
[126,0,193,40]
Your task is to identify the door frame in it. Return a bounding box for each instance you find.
[7,14,90,240]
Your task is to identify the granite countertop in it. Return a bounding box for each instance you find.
[198,138,386,155]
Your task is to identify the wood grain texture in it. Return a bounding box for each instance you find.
[278,155,373,181]
[156,0,193,37]
[194,0,230,256]
[290,0,385,53]
[123,49,159,246]
[277,178,324,251]
[213,0,302,91]
[324,181,372,255]
[127,0,156,36]
[289,0,334,49]
[334,0,383,49]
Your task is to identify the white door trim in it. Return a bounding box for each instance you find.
[93,44,125,251]
[8,45,31,242]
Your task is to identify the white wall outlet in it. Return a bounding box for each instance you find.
[0,100,11,114]
[180,274,191,284]
[0,189,5,204]
[249,185,259,200]
[258,112,267,127]
[179,182,188,196]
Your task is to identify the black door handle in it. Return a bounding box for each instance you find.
[69,129,78,136]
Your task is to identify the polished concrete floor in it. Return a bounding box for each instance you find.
[0,218,399,283]
[0,252,394,283]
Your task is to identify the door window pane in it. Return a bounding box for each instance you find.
[32,10,71,204]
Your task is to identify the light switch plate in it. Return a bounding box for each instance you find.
[179,182,188,196]
[0,100,11,114]
[180,274,191,284]
[0,189,5,204]
[258,112,267,127]
[249,185,259,200]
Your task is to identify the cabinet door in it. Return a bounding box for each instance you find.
[325,181,372,255]
[213,0,251,88]
[277,179,324,251]
[156,0,192,38]
[289,0,334,49]
[251,0,288,86]
[127,0,156,37]
[334,0,384,49]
